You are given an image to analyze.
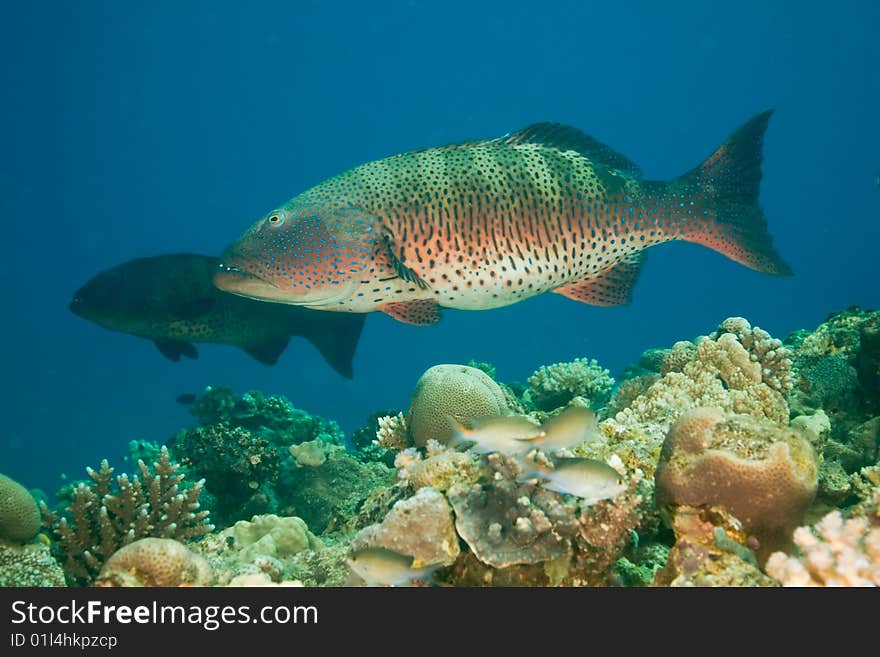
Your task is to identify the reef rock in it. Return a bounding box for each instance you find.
[352,487,459,567]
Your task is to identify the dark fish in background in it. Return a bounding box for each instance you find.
[70,253,366,377]
[215,111,791,326]
[176,393,197,405]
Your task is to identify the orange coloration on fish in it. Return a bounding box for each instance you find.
[215,111,791,325]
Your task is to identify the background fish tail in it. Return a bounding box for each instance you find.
[673,109,793,276]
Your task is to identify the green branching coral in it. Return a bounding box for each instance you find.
[526,357,614,411]
[170,423,281,523]
[40,447,213,585]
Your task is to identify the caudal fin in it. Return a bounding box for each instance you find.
[676,110,793,276]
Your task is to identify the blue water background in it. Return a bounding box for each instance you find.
[1,1,878,493]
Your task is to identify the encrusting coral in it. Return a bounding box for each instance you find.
[526,357,614,411]
[655,407,818,562]
[95,537,213,587]
[0,473,41,543]
[41,447,213,584]
[406,364,510,446]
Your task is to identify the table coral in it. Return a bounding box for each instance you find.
[406,364,510,446]
[0,539,66,587]
[351,487,459,567]
[655,407,818,562]
[41,447,213,585]
[526,357,614,411]
[0,473,41,543]
[95,537,213,587]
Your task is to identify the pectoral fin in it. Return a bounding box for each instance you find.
[553,253,645,306]
[154,339,198,362]
[381,300,440,325]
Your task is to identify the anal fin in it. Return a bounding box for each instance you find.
[154,339,198,362]
[381,300,440,325]
[553,253,645,307]
[242,335,290,365]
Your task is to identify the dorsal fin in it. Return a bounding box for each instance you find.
[495,122,642,177]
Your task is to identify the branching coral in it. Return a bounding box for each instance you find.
[766,504,880,586]
[374,412,410,451]
[394,440,480,492]
[41,447,213,585]
[0,473,41,543]
[710,317,794,394]
[526,358,614,411]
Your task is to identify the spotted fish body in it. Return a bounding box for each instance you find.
[215,111,791,325]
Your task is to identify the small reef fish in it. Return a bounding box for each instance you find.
[215,111,791,325]
[448,415,545,455]
[518,406,600,452]
[70,253,365,377]
[521,457,626,505]
[345,547,437,587]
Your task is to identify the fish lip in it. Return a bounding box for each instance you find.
[215,261,278,287]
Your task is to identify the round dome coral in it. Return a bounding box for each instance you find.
[0,473,41,543]
[406,364,509,447]
[655,407,818,562]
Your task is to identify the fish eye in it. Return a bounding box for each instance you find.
[266,211,286,227]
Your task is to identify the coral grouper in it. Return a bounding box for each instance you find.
[215,111,791,325]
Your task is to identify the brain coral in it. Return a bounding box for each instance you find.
[655,407,818,562]
[0,473,41,543]
[95,538,213,587]
[406,364,509,446]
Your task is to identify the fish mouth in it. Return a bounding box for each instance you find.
[213,261,284,302]
[69,296,84,316]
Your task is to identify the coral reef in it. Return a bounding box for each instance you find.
[187,386,344,446]
[766,507,879,586]
[95,538,213,587]
[709,317,794,394]
[654,506,776,587]
[0,473,41,543]
[219,514,321,563]
[351,487,459,568]
[526,358,614,411]
[0,540,66,587]
[277,446,395,533]
[350,409,403,463]
[170,423,280,523]
[394,440,480,492]
[655,407,818,562]
[41,447,213,584]
[406,364,510,446]
[444,452,646,585]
